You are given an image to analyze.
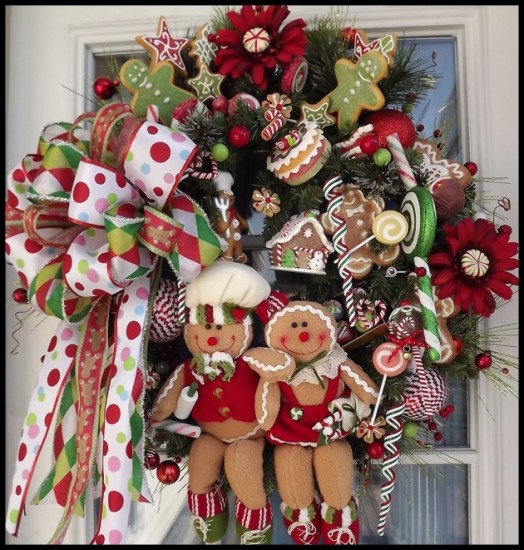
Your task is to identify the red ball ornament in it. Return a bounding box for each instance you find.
[144,449,161,470]
[502,367,510,375]
[433,129,442,139]
[475,351,493,370]
[342,27,357,43]
[416,124,425,133]
[364,109,417,149]
[156,460,180,484]
[172,99,199,124]
[359,134,379,155]
[13,287,28,304]
[446,404,455,415]
[415,266,427,277]
[228,125,251,148]
[93,76,118,100]
[464,161,478,176]
[433,431,444,442]
[367,441,386,459]
[452,336,464,355]
[212,95,229,113]
[427,421,437,431]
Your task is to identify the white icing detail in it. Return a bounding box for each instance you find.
[145,83,153,89]
[154,90,161,97]
[350,89,356,95]
[257,381,270,425]
[164,97,171,104]
[243,352,293,373]
[152,364,184,408]
[341,363,379,397]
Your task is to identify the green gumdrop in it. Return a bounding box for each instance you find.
[403,421,419,438]
[211,143,230,162]
[373,148,392,167]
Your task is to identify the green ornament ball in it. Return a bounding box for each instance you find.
[373,148,392,167]
[211,143,230,162]
[403,421,419,439]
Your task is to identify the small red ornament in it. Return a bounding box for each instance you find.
[359,134,379,155]
[365,109,417,149]
[446,404,455,414]
[427,421,437,431]
[156,460,180,484]
[93,76,118,100]
[502,367,510,375]
[434,431,444,442]
[212,95,229,113]
[144,449,161,470]
[13,287,28,304]
[464,161,478,176]
[228,125,251,148]
[416,124,424,133]
[342,27,357,43]
[433,129,442,138]
[452,336,464,355]
[367,441,386,459]
[415,266,427,277]
[475,351,493,370]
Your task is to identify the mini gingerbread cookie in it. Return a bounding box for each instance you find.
[188,63,224,102]
[119,59,196,126]
[136,16,188,72]
[413,138,473,189]
[353,30,398,67]
[321,184,400,279]
[297,98,336,129]
[189,23,218,68]
[325,51,389,132]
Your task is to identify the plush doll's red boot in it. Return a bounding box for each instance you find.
[235,497,273,544]
[321,497,359,545]
[280,497,321,545]
[187,483,229,544]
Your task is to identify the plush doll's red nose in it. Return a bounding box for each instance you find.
[207,336,218,346]
[299,331,310,342]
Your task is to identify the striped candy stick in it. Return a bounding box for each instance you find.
[323,175,357,326]
[377,398,406,536]
[386,133,417,190]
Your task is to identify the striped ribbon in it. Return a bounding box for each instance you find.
[377,398,406,536]
[323,175,357,326]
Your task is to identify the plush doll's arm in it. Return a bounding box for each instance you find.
[255,379,281,431]
[150,364,186,422]
[243,347,296,382]
[340,359,379,405]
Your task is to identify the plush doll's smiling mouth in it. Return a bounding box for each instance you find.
[281,339,323,356]
[195,334,236,353]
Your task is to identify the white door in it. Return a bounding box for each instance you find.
[5,5,518,545]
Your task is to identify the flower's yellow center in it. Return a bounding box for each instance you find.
[461,248,490,278]
[243,27,270,53]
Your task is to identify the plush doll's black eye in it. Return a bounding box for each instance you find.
[302,321,308,327]
[205,324,212,330]
[291,322,298,328]
[216,325,223,330]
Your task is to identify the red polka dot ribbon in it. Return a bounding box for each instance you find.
[5,109,225,544]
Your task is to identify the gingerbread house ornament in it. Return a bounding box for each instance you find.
[266,210,334,274]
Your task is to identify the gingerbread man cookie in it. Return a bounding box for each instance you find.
[119,59,196,126]
[325,51,388,132]
[353,30,398,67]
[321,184,400,279]
[413,138,473,189]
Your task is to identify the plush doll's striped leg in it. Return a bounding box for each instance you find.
[225,438,273,544]
[313,440,359,545]
[274,445,321,544]
[187,434,229,543]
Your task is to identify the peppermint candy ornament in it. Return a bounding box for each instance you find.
[149,278,184,343]
[243,27,270,53]
[461,248,490,278]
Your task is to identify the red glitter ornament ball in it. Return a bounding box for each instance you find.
[342,27,357,43]
[464,161,478,176]
[93,77,118,100]
[228,125,251,148]
[172,99,199,124]
[359,134,379,155]
[365,109,417,149]
[12,287,28,304]
[367,441,386,459]
[475,352,493,370]
[156,460,180,484]
[453,336,464,355]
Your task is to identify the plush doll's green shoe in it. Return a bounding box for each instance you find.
[236,522,273,545]
[192,506,229,544]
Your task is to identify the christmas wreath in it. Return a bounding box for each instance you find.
[5,5,518,546]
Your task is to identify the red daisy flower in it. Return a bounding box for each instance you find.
[428,217,519,317]
[213,5,307,90]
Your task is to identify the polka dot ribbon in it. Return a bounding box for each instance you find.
[4,109,225,543]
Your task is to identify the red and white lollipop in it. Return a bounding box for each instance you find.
[370,341,409,424]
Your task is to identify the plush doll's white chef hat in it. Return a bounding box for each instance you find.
[185,261,271,325]
[213,171,234,194]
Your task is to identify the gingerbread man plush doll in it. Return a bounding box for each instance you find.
[150,262,293,544]
[245,300,379,545]
[213,171,249,264]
